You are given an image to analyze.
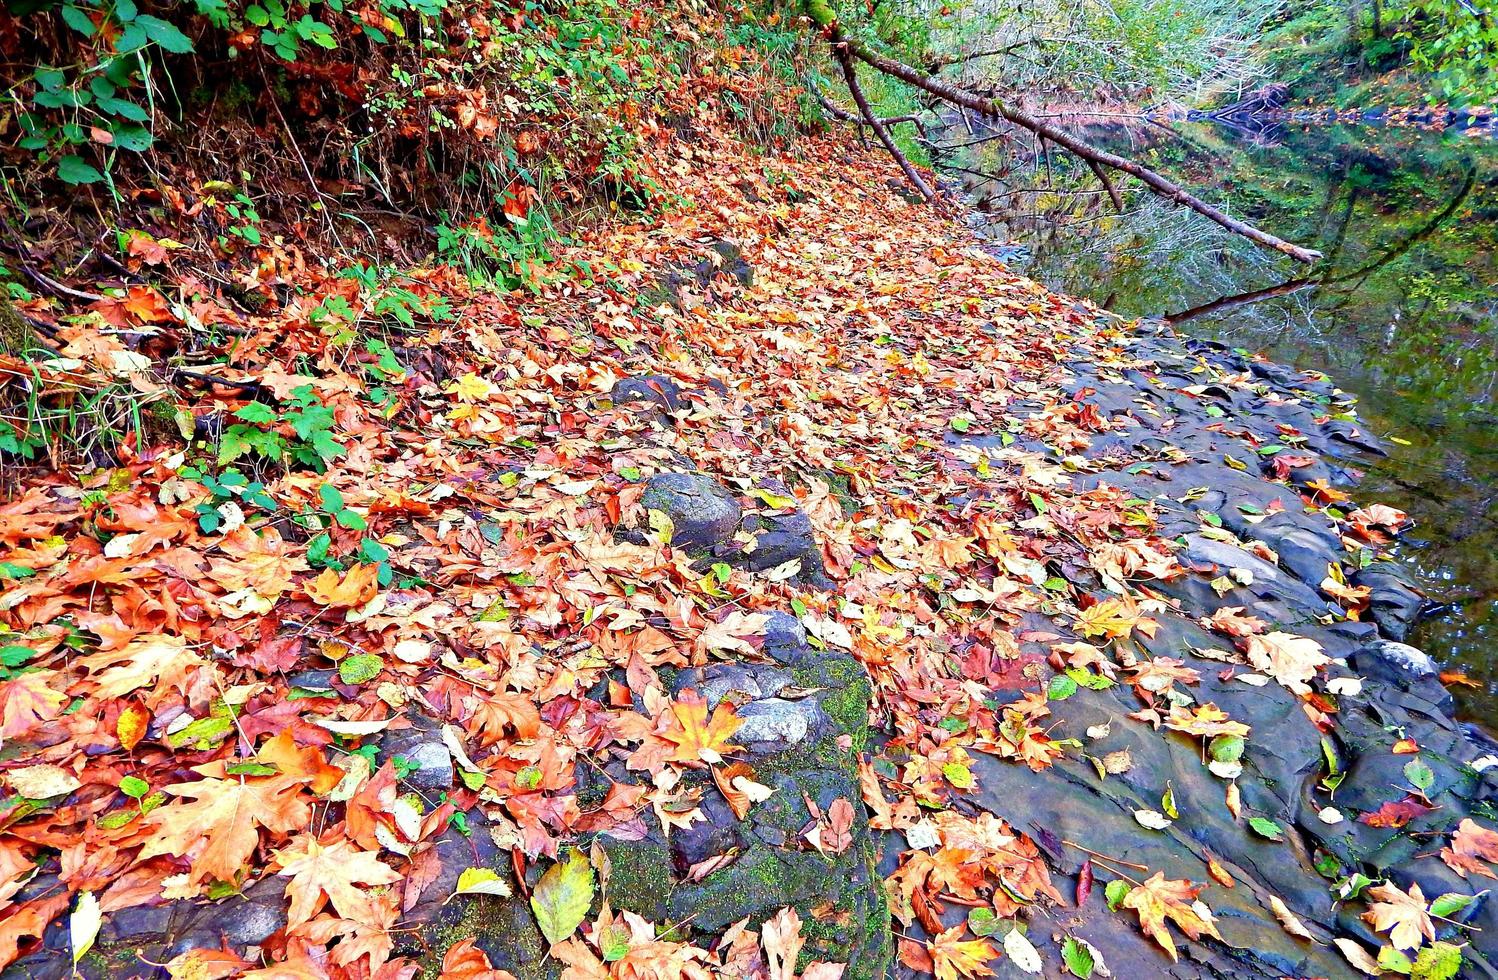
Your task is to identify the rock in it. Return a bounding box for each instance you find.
[1356,637,1439,679]
[639,472,742,552]
[612,374,683,411]
[735,697,832,750]
[1353,564,1425,640]
[377,712,454,794]
[736,509,833,589]
[762,612,812,666]
[671,662,793,708]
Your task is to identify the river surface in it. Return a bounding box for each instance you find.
[941,114,1498,722]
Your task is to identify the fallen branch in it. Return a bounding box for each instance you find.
[1085,158,1125,213]
[805,7,1321,263]
[812,85,930,140]
[833,46,938,206]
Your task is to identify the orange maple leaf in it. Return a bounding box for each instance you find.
[1121,872,1222,961]
[274,834,401,928]
[139,775,311,883]
[0,671,67,746]
[929,925,995,980]
[660,691,742,764]
[1163,703,1251,739]
[304,564,381,608]
[1442,818,1498,880]
[256,730,345,795]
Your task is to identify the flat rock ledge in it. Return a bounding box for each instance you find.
[10,318,1495,980]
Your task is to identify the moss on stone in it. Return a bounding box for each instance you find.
[598,838,674,922]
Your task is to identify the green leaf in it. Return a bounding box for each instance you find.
[599,923,630,961]
[235,401,277,423]
[949,417,971,433]
[1047,674,1078,701]
[530,848,594,945]
[1,645,37,668]
[1378,945,1414,975]
[225,762,279,776]
[1411,941,1462,980]
[338,654,383,685]
[114,0,139,21]
[319,484,345,513]
[967,907,999,937]
[135,13,194,52]
[1061,937,1094,979]
[58,156,105,185]
[1104,879,1130,911]
[1429,891,1480,919]
[110,124,153,152]
[61,5,97,35]
[1248,816,1284,841]
[335,509,366,530]
[1404,759,1435,793]
[118,775,149,799]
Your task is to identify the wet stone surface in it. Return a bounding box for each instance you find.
[942,323,1498,978]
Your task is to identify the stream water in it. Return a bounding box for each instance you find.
[943,114,1498,722]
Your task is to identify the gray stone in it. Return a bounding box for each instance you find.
[612,374,683,411]
[735,697,832,749]
[639,472,742,551]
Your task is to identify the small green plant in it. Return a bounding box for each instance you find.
[218,385,343,470]
[185,466,278,534]
[300,483,392,584]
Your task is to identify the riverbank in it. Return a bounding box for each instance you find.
[1,105,1495,979]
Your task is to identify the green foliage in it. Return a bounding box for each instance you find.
[1396,0,1498,104]
[187,466,278,534]
[12,1,449,186]
[217,384,344,470]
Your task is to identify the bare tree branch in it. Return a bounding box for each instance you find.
[803,6,1322,263]
[833,46,939,206]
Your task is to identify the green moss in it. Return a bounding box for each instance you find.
[598,838,674,922]
[420,890,552,980]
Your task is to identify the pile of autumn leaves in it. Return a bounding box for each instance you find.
[3,106,1498,980]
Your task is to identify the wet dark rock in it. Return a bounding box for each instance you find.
[1354,563,1425,640]
[611,374,683,411]
[377,711,454,794]
[762,611,813,665]
[735,508,834,589]
[639,472,742,552]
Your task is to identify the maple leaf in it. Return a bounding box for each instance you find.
[1243,631,1328,693]
[255,730,345,795]
[1362,881,1434,951]
[928,925,996,980]
[464,693,542,745]
[275,834,401,928]
[1164,703,1250,739]
[660,691,742,764]
[1201,606,1266,637]
[694,610,770,659]
[762,906,804,980]
[437,938,515,980]
[1442,818,1498,879]
[139,775,312,883]
[1074,596,1141,639]
[1127,657,1200,694]
[304,564,381,608]
[75,635,204,702]
[0,671,68,746]
[1121,872,1222,961]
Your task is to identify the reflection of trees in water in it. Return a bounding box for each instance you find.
[944,117,1498,716]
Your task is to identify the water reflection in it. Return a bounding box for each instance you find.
[943,116,1498,720]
